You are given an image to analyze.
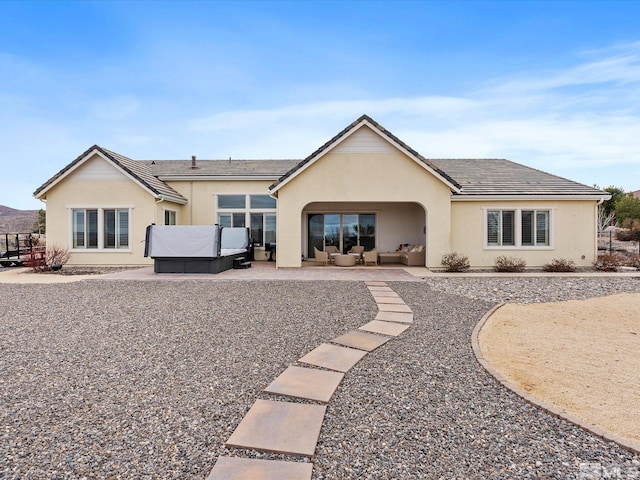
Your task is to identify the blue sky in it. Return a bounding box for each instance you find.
[1,0,640,210]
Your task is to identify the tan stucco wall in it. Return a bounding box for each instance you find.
[165,179,274,225]
[166,179,276,261]
[450,200,599,268]
[43,177,158,266]
[275,151,453,267]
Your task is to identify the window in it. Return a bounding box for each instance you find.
[217,195,246,209]
[218,212,246,228]
[72,208,130,250]
[164,210,177,225]
[250,213,276,246]
[486,209,551,248]
[250,195,276,209]
[73,209,98,248]
[216,194,277,247]
[521,210,549,246]
[487,210,515,246]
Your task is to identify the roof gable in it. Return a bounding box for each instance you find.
[269,115,461,194]
[34,145,188,204]
[71,155,128,180]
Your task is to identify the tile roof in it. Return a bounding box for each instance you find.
[151,159,300,177]
[431,158,606,196]
[34,117,609,202]
[33,145,188,203]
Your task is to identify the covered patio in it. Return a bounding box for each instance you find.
[302,202,427,263]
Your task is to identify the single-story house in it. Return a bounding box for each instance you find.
[34,115,609,269]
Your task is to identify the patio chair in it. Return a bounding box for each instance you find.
[362,248,378,266]
[313,247,329,266]
[324,245,339,262]
[348,245,364,263]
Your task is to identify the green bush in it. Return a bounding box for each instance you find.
[594,253,622,272]
[441,252,470,272]
[494,255,526,273]
[542,258,576,272]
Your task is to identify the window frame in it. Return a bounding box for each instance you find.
[216,194,277,247]
[484,207,554,250]
[69,206,132,252]
[163,209,177,226]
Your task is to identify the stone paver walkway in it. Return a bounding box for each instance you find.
[208,281,414,479]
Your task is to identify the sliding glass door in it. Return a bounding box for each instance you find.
[307,213,376,257]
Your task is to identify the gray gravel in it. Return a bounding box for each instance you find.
[1,277,639,479]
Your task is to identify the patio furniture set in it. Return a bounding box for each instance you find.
[313,246,381,267]
[313,244,425,267]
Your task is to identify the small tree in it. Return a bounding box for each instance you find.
[615,194,640,226]
[600,186,626,218]
[32,209,46,234]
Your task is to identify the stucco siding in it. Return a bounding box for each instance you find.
[450,200,599,268]
[165,179,274,226]
[44,165,158,266]
[275,149,453,267]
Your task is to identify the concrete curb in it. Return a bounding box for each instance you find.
[471,304,640,456]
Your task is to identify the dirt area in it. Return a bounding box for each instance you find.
[0,266,139,283]
[478,293,640,446]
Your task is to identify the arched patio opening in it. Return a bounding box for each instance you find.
[301,201,428,264]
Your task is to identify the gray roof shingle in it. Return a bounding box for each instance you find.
[151,159,300,177]
[35,120,608,203]
[431,158,605,196]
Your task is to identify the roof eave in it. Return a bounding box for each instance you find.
[159,175,283,181]
[451,194,611,201]
[157,194,189,205]
[269,115,461,195]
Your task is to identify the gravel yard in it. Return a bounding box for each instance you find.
[2,276,640,479]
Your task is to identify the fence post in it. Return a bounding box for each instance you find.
[609,230,613,253]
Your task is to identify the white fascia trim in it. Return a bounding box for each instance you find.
[36,149,166,202]
[157,194,188,205]
[452,194,609,201]
[269,119,461,195]
[158,175,282,181]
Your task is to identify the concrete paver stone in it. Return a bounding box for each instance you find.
[359,320,411,336]
[377,303,412,313]
[298,343,368,372]
[367,286,394,292]
[369,291,400,297]
[207,457,313,480]
[331,330,392,352]
[225,399,326,457]
[373,296,406,304]
[365,281,388,286]
[375,311,414,324]
[264,366,344,403]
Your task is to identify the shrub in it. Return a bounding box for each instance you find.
[494,255,526,273]
[441,252,470,272]
[542,258,576,273]
[594,253,622,272]
[616,228,640,242]
[46,245,69,270]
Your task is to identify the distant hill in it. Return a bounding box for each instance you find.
[0,205,39,233]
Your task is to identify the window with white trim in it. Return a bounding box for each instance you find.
[250,213,276,247]
[72,208,130,250]
[216,194,277,244]
[164,209,177,225]
[486,209,551,248]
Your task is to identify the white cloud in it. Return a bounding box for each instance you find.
[3,40,640,210]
